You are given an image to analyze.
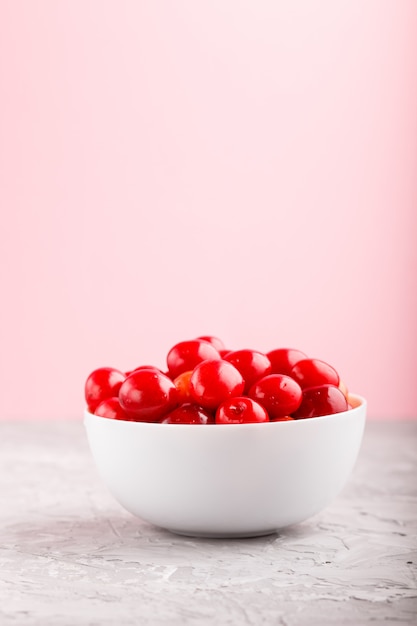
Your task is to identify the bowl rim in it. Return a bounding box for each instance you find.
[84,393,366,429]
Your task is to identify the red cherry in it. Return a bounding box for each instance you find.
[338,380,349,399]
[119,369,179,421]
[347,394,361,409]
[291,358,339,389]
[125,365,163,377]
[215,397,269,424]
[266,348,308,376]
[161,403,214,424]
[94,398,131,421]
[132,365,163,373]
[190,360,245,411]
[271,415,294,422]
[167,340,220,379]
[196,335,225,351]
[224,349,271,393]
[249,374,302,419]
[173,370,193,403]
[292,384,348,418]
[85,367,126,412]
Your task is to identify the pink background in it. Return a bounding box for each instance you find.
[0,1,416,420]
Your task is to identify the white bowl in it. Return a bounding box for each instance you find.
[84,394,366,538]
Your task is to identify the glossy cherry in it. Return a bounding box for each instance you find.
[94,397,130,421]
[125,365,164,377]
[291,384,348,418]
[271,415,294,422]
[338,380,349,398]
[190,360,245,411]
[249,374,302,419]
[196,335,225,352]
[224,349,271,393]
[119,369,179,421]
[167,340,220,379]
[266,348,308,376]
[132,365,163,373]
[85,367,126,412]
[173,370,193,403]
[215,397,269,424]
[161,403,214,424]
[290,358,339,389]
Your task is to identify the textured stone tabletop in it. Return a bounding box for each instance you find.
[0,420,416,626]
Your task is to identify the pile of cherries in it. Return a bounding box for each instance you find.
[85,336,352,424]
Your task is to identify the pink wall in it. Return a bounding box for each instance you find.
[0,1,416,420]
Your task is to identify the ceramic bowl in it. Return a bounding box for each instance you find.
[84,394,366,538]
